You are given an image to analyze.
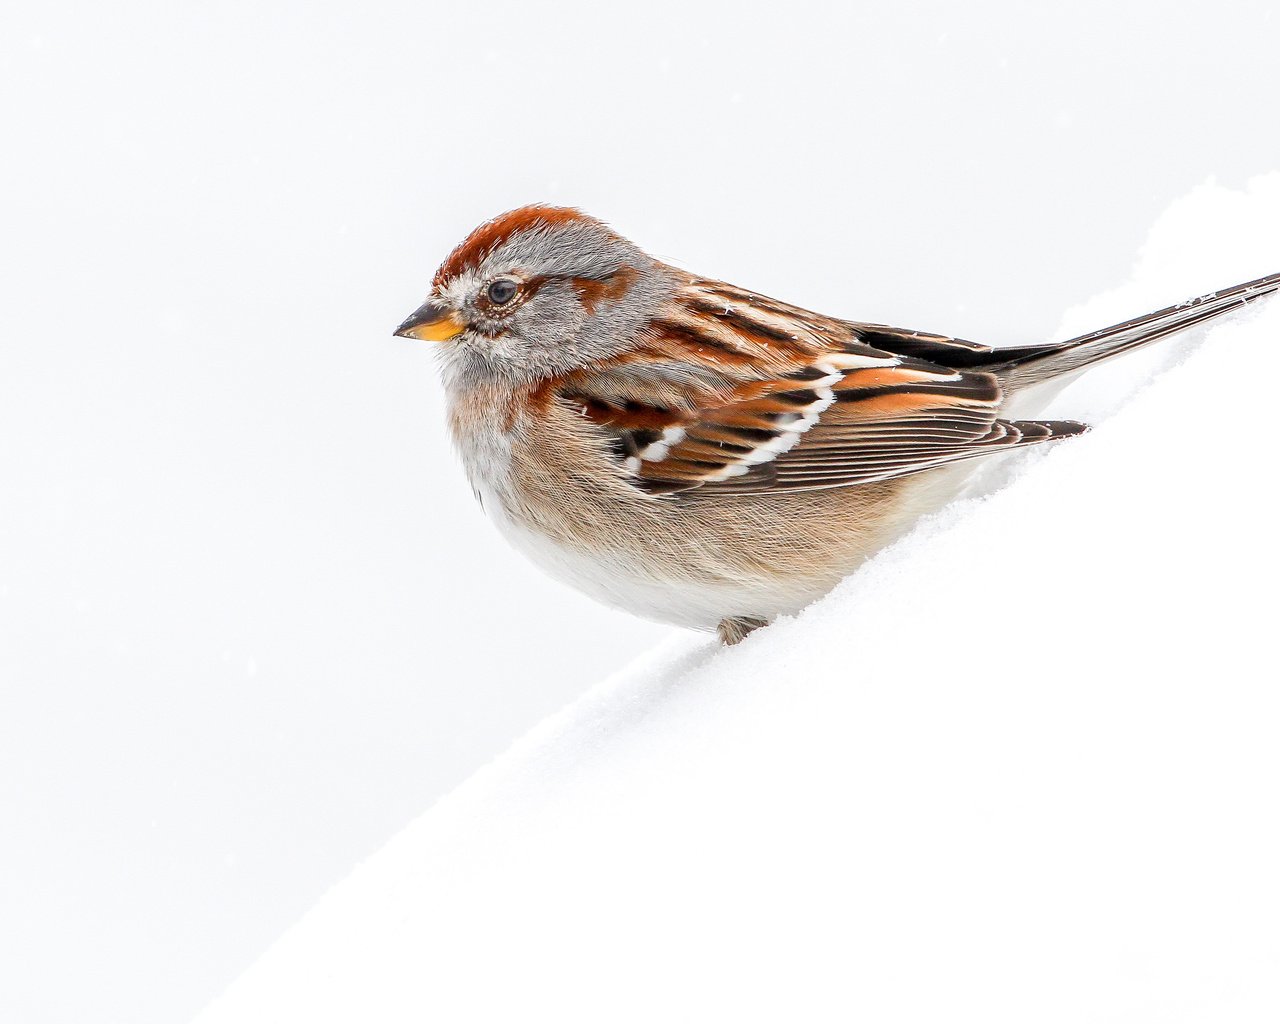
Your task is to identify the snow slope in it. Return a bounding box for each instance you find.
[196,178,1280,1023]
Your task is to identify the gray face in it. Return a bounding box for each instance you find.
[428,214,679,388]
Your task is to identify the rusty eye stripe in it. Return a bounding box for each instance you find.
[470,268,630,316]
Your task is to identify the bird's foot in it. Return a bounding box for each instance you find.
[717,616,769,646]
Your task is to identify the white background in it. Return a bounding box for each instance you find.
[2,2,1278,1022]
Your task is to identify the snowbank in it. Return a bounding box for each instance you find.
[196,177,1280,1023]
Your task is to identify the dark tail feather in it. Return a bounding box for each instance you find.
[992,270,1280,390]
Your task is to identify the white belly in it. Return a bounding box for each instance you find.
[452,395,1000,632]
[481,491,795,631]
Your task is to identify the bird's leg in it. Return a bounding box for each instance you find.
[717,616,769,646]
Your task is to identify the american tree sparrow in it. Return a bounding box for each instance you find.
[396,206,1278,644]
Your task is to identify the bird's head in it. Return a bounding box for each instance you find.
[395,206,674,384]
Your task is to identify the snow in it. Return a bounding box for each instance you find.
[193,178,1280,1022]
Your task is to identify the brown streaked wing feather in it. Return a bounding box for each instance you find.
[556,277,1086,495]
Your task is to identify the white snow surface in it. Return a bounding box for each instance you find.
[197,178,1280,1023]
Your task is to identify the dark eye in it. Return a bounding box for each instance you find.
[486,279,519,306]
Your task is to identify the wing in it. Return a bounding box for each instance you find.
[556,278,1086,495]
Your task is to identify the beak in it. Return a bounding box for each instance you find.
[393,300,467,342]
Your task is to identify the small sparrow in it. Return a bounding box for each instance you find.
[396,206,1278,644]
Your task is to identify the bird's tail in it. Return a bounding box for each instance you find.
[992,271,1280,391]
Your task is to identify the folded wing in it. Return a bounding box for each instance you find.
[556,278,1086,495]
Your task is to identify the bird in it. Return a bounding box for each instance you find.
[395,205,1279,645]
